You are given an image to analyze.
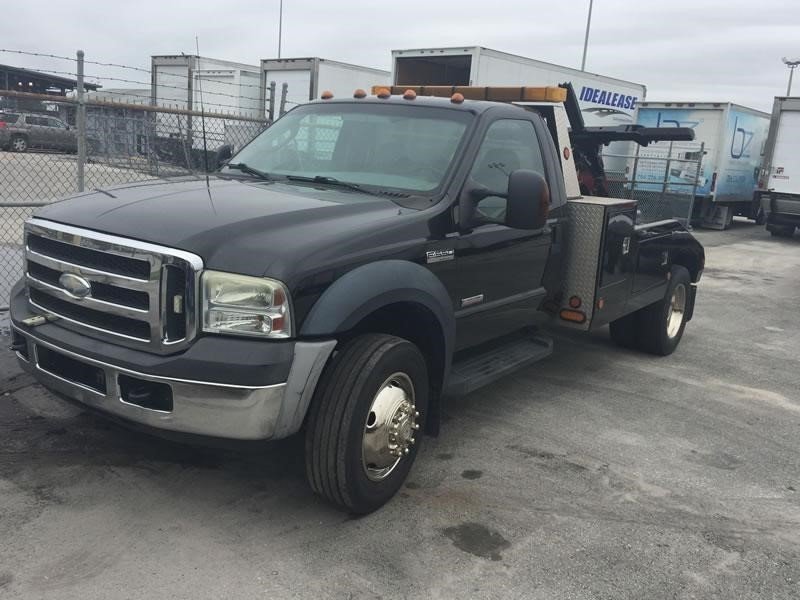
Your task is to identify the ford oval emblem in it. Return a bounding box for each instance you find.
[59,273,92,299]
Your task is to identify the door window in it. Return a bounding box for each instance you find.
[25,116,49,126]
[470,119,546,224]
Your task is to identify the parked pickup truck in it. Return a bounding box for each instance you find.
[9,85,704,513]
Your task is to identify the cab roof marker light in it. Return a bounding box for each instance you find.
[320,91,334,100]
[353,89,367,99]
[451,93,465,104]
[403,89,417,100]
[376,88,391,99]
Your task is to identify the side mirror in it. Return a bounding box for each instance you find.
[506,169,550,230]
[214,144,233,169]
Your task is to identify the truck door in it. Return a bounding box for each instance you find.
[453,118,552,350]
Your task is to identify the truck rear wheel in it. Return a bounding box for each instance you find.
[609,312,638,350]
[305,333,428,514]
[636,266,691,356]
[11,135,28,152]
[767,225,795,238]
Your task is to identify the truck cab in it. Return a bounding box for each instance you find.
[9,86,704,514]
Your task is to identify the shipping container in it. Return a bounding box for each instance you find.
[636,102,770,229]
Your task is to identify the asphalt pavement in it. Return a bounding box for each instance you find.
[1,221,798,599]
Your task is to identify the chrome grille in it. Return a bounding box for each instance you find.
[24,218,203,354]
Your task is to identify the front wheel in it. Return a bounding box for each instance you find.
[305,334,428,514]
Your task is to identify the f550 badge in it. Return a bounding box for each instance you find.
[426,249,454,264]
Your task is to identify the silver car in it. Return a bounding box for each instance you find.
[0,111,78,153]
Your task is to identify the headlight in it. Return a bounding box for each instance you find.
[201,271,292,338]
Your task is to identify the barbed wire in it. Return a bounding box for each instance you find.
[0,48,268,92]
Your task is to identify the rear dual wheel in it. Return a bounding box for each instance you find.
[610,266,691,356]
[305,334,428,514]
[768,225,795,238]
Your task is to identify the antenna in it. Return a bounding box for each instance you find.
[195,36,210,186]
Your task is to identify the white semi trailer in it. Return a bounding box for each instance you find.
[390,46,646,174]
[636,102,770,229]
[260,57,390,110]
[755,96,800,238]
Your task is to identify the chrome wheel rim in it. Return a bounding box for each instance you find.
[362,372,419,482]
[666,284,687,339]
[12,138,25,151]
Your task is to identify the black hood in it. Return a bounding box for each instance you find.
[35,176,418,280]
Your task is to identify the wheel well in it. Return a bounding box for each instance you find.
[344,302,447,396]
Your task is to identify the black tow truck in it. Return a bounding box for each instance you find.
[9,84,704,513]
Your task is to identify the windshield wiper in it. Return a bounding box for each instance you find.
[224,162,274,181]
[285,175,378,196]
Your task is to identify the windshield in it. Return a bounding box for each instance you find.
[226,103,472,193]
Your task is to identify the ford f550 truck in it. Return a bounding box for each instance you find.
[9,85,704,513]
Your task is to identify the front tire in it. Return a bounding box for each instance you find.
[305,334,428,514]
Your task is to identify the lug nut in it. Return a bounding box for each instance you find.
[404,448,410,455]
[414,411,419,418]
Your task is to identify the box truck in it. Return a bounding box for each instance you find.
[635,102,770,229]
[260,57,390,110]
[755,96,800,237]
[391,46,646,174]
[151,55,263,118]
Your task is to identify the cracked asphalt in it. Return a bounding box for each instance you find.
[1,222,799,599]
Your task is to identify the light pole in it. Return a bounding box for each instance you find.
[278,0,283,59]
[581,0,594,71]
[783,57,800,96]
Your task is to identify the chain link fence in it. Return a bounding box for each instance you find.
[0,89,269,309]
[604,142,705,225]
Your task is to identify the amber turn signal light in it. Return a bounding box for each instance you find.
[559,309,586,324]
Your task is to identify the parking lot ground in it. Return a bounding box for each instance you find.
[0,150,164,204]
[1,222,799,599]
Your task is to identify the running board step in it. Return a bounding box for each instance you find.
[445,333,553,397]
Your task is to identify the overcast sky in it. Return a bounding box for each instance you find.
[2,0,798,112]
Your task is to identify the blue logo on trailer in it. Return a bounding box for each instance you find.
[729,116,753,159]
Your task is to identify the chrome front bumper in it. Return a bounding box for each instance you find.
[12,326,336,441]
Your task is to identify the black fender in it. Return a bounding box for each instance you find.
[300,259,456,396]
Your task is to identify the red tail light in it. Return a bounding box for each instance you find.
[0,122,7,129]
